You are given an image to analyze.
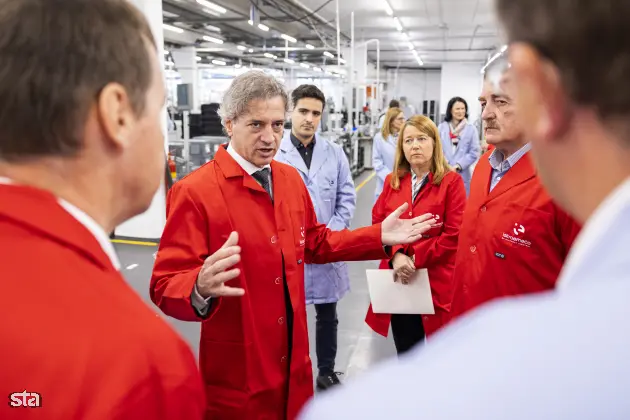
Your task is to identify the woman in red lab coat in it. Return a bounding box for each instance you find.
[366,115,467,355]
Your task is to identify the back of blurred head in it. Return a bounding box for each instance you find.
[496,0,630,224]
[0,0,165,232]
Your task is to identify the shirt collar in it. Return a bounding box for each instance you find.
[226,143,271,176]
[488,143,532,172]
[290,132,316,150]
[0,177,120,270]
[411,171,429,185]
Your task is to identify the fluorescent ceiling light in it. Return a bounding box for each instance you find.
[212,59,227,66]
[196,0,226,14]
[248,19,254,25]
[284,58,295,64]
[300,63,310,68]
[162,11,179,18]
[500,44,508,53]
[196,56,202,61]
[248,48,254,53]
[407,42,414,50]
[203,36,224,44]
[163,23,184,34]
[323,51,334,58]
[305,44,315,49]
[205,24,221,32]
[384,1,393,16]
[163,51,170,55]
[258,23,269,31]
[264,52,276,59]
[202,8,221,17]
[237,45,247,51]
[281,34,297,43]
[313,67,322,72]
[338,58,346,64]
[401,32,409,40]
[394,17,403,32]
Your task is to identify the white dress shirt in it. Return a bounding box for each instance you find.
[0,177,120,270]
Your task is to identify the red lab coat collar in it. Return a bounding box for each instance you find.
[214,144,288,207]
[0,184,114,271]
[475,150,537,203]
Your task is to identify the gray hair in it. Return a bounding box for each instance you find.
[218,70,289,126]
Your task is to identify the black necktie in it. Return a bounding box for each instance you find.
[252,168,272,200]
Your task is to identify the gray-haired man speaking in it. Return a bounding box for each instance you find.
[149,70,438,419]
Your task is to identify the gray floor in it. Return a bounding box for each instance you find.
[115,170,397,385]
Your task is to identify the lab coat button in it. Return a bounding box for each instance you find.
[271,236,277,244]
[281,356,287,363]
[275,277,281,285]
[470,245,477,253]
[297,259,303,265]
[409,211,413,216]
[278,317,284,325]
[481,206,487,212]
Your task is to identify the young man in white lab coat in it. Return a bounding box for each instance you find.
[299,1,630,419]
[275,84,356,391]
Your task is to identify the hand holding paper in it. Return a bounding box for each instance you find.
[366,269,435,315]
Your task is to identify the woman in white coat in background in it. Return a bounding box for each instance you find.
[438,97,481,196]
[372,107,405,202]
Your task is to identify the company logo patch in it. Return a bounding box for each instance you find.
[513,223,525,236]
[299,226,306,246]
[9,391,41,408]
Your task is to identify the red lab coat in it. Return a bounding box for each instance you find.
[0,184,205,420]
[450,151,581,318]
[365,171,466,337]
[150,145,389,420]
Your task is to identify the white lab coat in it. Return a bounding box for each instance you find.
[299,178,630,420]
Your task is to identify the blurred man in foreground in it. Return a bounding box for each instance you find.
[150,71,437,419]
[299,0,630,418]
[0,0,205,418]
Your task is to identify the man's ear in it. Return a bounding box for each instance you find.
[509,43,572,143]
[224,119,234,137]
[96,83,135,150]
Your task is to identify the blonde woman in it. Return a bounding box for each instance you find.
[372,107,405,202]
[366,115,466,355]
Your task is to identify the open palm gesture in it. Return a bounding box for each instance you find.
[381,203,437,245]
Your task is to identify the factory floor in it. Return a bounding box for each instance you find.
[114,170,397,386]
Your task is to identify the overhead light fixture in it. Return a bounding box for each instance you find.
[305,44,315,49]
[248,48,254,53]
[205,24,221,32]
[203,35,224,44]
[383,1,394,16]
[248,19,254,25]
[407,42,414,50]
[281,34,297,43]
[500,44,508,53]
[237,45,247,51]
[196,56,202,61]
[338,58,346,64]
[284,58,295,64]
[264,52,276,59]
[394,17,403,32]
[163,51,170,55]
[196,0,226,14]
[212,59,227,66]
[300,63,310,68]
[163,23,184,34]
[258,23,269,31]
[202,8,221,17]
[323,51,334,58]
[401,32,409,41]
[313,67,322,72]
[235,64,242,69]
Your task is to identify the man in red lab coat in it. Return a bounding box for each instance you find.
[0,1,206,418]
[150,71,437,420]
[450,54,581,319]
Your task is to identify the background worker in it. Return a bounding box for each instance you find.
[275,84,356,390]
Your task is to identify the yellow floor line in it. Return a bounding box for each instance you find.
[111,171,376,247]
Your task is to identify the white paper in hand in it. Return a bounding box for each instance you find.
[366,269,435,315]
